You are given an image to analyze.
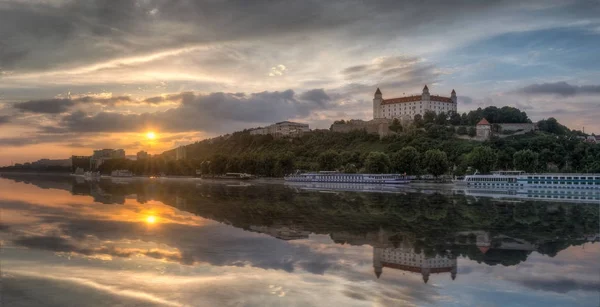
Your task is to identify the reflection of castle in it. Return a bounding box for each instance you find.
[372,230,456,283]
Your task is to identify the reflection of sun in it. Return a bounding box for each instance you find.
[146,131,156,139]
[146,216,157,224]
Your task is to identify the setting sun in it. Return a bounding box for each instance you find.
[146,216,157,224]
[146,131,156,139]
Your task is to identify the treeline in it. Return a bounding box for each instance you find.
[413,105,531,127]
[80,106,600,176]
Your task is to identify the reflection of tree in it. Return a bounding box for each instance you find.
[513,205,540,225]
[3,173,599,268]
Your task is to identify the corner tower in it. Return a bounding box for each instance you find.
[373,88,383,119]
[421,85,430,101]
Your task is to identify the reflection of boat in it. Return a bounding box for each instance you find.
[202,173,255,180]
[285,171,410,184]
[83,171,100,180]
[457,171,600,190]
[111,169,133,177]
[456,187,600,204]
[285,181,406,194]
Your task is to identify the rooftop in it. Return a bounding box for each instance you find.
[477,118,491,125]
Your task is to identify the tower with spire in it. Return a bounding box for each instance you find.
[373,88,383,119]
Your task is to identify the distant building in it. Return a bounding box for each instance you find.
[175,146,187,160]
[250,121,309,137]
[91,149,125,169]
[330,118,402,138]
[137,151,149,160]
[373,85,457,120]
[476,118,492,139]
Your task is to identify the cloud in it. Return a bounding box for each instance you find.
[506,276,600,294]
[12,95,150,114]
[13,99,75,114]
[517,82,600,97]
[0,115,10,125]
[45,89,336,133]
[269,64,287,77]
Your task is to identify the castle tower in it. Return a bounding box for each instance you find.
[451,256,457,280]
[373,88,383,119]
[421,85,430,101]
[451,89,457,104]
[422,266,430,284]
[373,246,383,279]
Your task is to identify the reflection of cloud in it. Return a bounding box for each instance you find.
[506,276,600,293]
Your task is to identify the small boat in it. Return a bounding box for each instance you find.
[83,171,100,180]
[201,173,255,180]
[111,169,133,177]
[284,171,410,184]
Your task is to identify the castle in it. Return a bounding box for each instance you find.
[373,85,457,120]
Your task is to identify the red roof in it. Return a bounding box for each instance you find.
[430,95,453,103]
[381,262,453,273]
[477,118,490,125]
[381,95,453,105]
[478,246,490,254]
[381,95,421,105]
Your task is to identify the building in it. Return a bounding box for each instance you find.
[330,118,396,137]
[250,121,309,137]
[91,149,125,169]
[476,118,492,139]
[175,146,187,160]
[137,151,149,160]
[372,233,457,283]
[373,85,457,120]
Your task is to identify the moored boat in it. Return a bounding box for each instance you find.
[457,171,600,190]
[111,169,133,177]
[284,171,410,184]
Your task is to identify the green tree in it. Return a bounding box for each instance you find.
[318,150,340,171]
[468,146,498,174]
[468,127,477,137]
[389,118,403,132]
[391,146,420,174]
[513,149,539,173]
[423,110,436,124]
[435,112,447,125]
[449,112,462,126]
[422,149,448,177]
[413,114,424,128]
[364,152,391,173]
[457,126,468,135]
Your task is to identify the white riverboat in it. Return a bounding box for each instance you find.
[457,171,600,190]
[111,169,133,177]
[284,171,410,184]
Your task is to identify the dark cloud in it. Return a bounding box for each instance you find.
[12,96,143,114]
[508,276,600,294]
[518,82,600,97]
[13,99,75,114]
[459,96,473,105]
[0,115,10,125]
[298,89,331,107]
[45,89,337,133]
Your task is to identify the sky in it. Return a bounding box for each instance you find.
[1,0,600,165]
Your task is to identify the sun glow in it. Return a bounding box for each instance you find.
[146,131,156,139]
[146,216,157,224]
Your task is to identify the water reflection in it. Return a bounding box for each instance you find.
[1,173,599,306]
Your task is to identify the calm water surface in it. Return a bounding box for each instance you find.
[1,173,599,307]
